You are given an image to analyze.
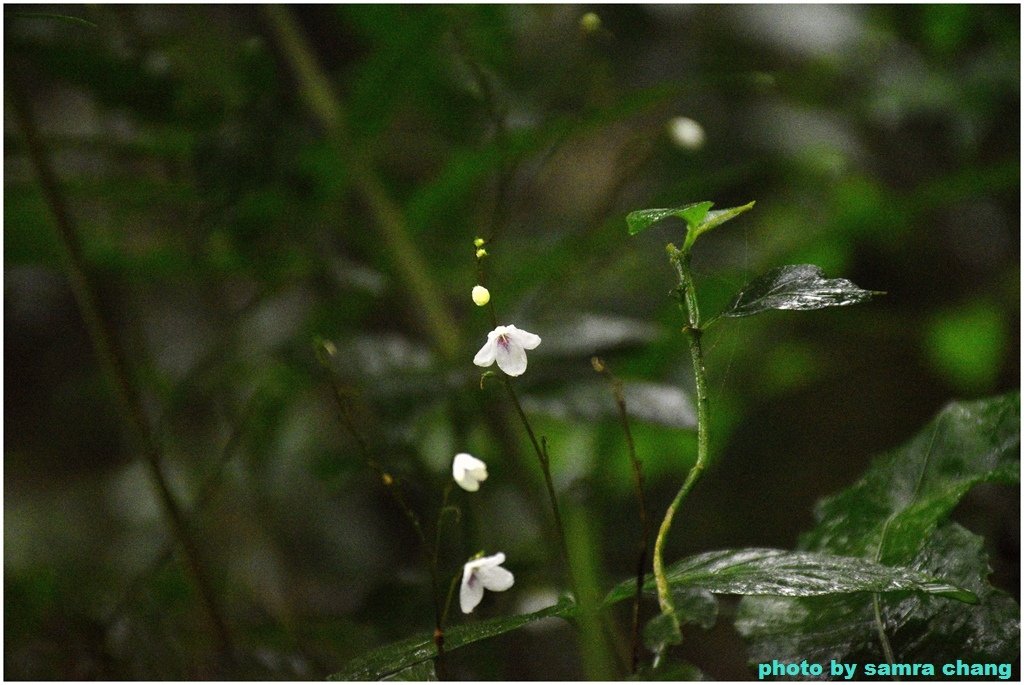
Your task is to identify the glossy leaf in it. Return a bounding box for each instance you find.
[329,599,573,681]
[802,393,1020,565]
[604,548,973,606]
[737,393,1020,669]
[722,264,877,318]
[381,660,437,681]
[737,523,1019,670]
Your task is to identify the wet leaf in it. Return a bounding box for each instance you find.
[737,524,1019,673]
[328,599,573,680]
[604,549,973,606]
[736,393,1020,672]
[722,264,877,317]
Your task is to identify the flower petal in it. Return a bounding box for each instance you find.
[460,569,484,613]
[453,453,488,491]
[506,325,541,350]
[473,338,497,367]
[476,564,514,592]
[495,340,528,376]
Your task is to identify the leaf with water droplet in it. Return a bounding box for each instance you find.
[722,264,878,318]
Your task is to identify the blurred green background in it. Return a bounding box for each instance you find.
[5,4,1019,680]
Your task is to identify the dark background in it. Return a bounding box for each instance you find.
[5,4,1019,680]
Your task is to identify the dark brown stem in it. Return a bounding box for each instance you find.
[318,349,449,678]
[8,75,233,659]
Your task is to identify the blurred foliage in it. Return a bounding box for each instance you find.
[4,4,1019,680]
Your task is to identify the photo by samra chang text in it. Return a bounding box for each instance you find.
[757,659,1014,680]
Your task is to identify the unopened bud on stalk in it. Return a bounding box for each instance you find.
[472,285,491,307]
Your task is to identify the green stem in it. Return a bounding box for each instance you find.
[262,5,461,360]
[652,246,711,644]
[501,377,579,599]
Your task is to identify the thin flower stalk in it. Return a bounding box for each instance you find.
[316,345,451,677]
[593,357,649,674]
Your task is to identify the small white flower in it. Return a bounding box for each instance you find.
[472,285,490,307]
[473,324,541,377]
[667,116,705,151]
[452,453,488,492]
[460,552,514,614]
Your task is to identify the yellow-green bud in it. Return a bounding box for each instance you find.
[475,248,488,259]
[580,12,601,33]
[472,285,491,307]
[473,237,485,248]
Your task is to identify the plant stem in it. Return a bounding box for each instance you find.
[501,376,579,599]
[652,246,711,644]
[9,77,234,660]
[593,358,649,674]
[317,352,449,678]
[262,5,460,361]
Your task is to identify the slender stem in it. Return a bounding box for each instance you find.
[501,376,578,599]
[652,246,711,644]
[8,77,234,659]
[262,5,461,360]
[593,358,649,674]
[318,351,449,677]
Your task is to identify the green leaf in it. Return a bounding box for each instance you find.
[722,264,877,318]
[736,393,1020,668]
[802,393,1020,564]
[605,549,973,606]
[626,202,712,236]
[625,201,755,246]
[380,660,437,681]
[737,523,1019,669]
[329,599,574,681]
[690,201,757,241]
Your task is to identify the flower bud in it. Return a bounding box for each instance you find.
[580,12,601,33]
[472,285,491,307]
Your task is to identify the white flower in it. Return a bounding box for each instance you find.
[472,285,490,307]
[452,453,488,492]
[473,324,541,377]
[460,552,514,614]
[667,116,705,151]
